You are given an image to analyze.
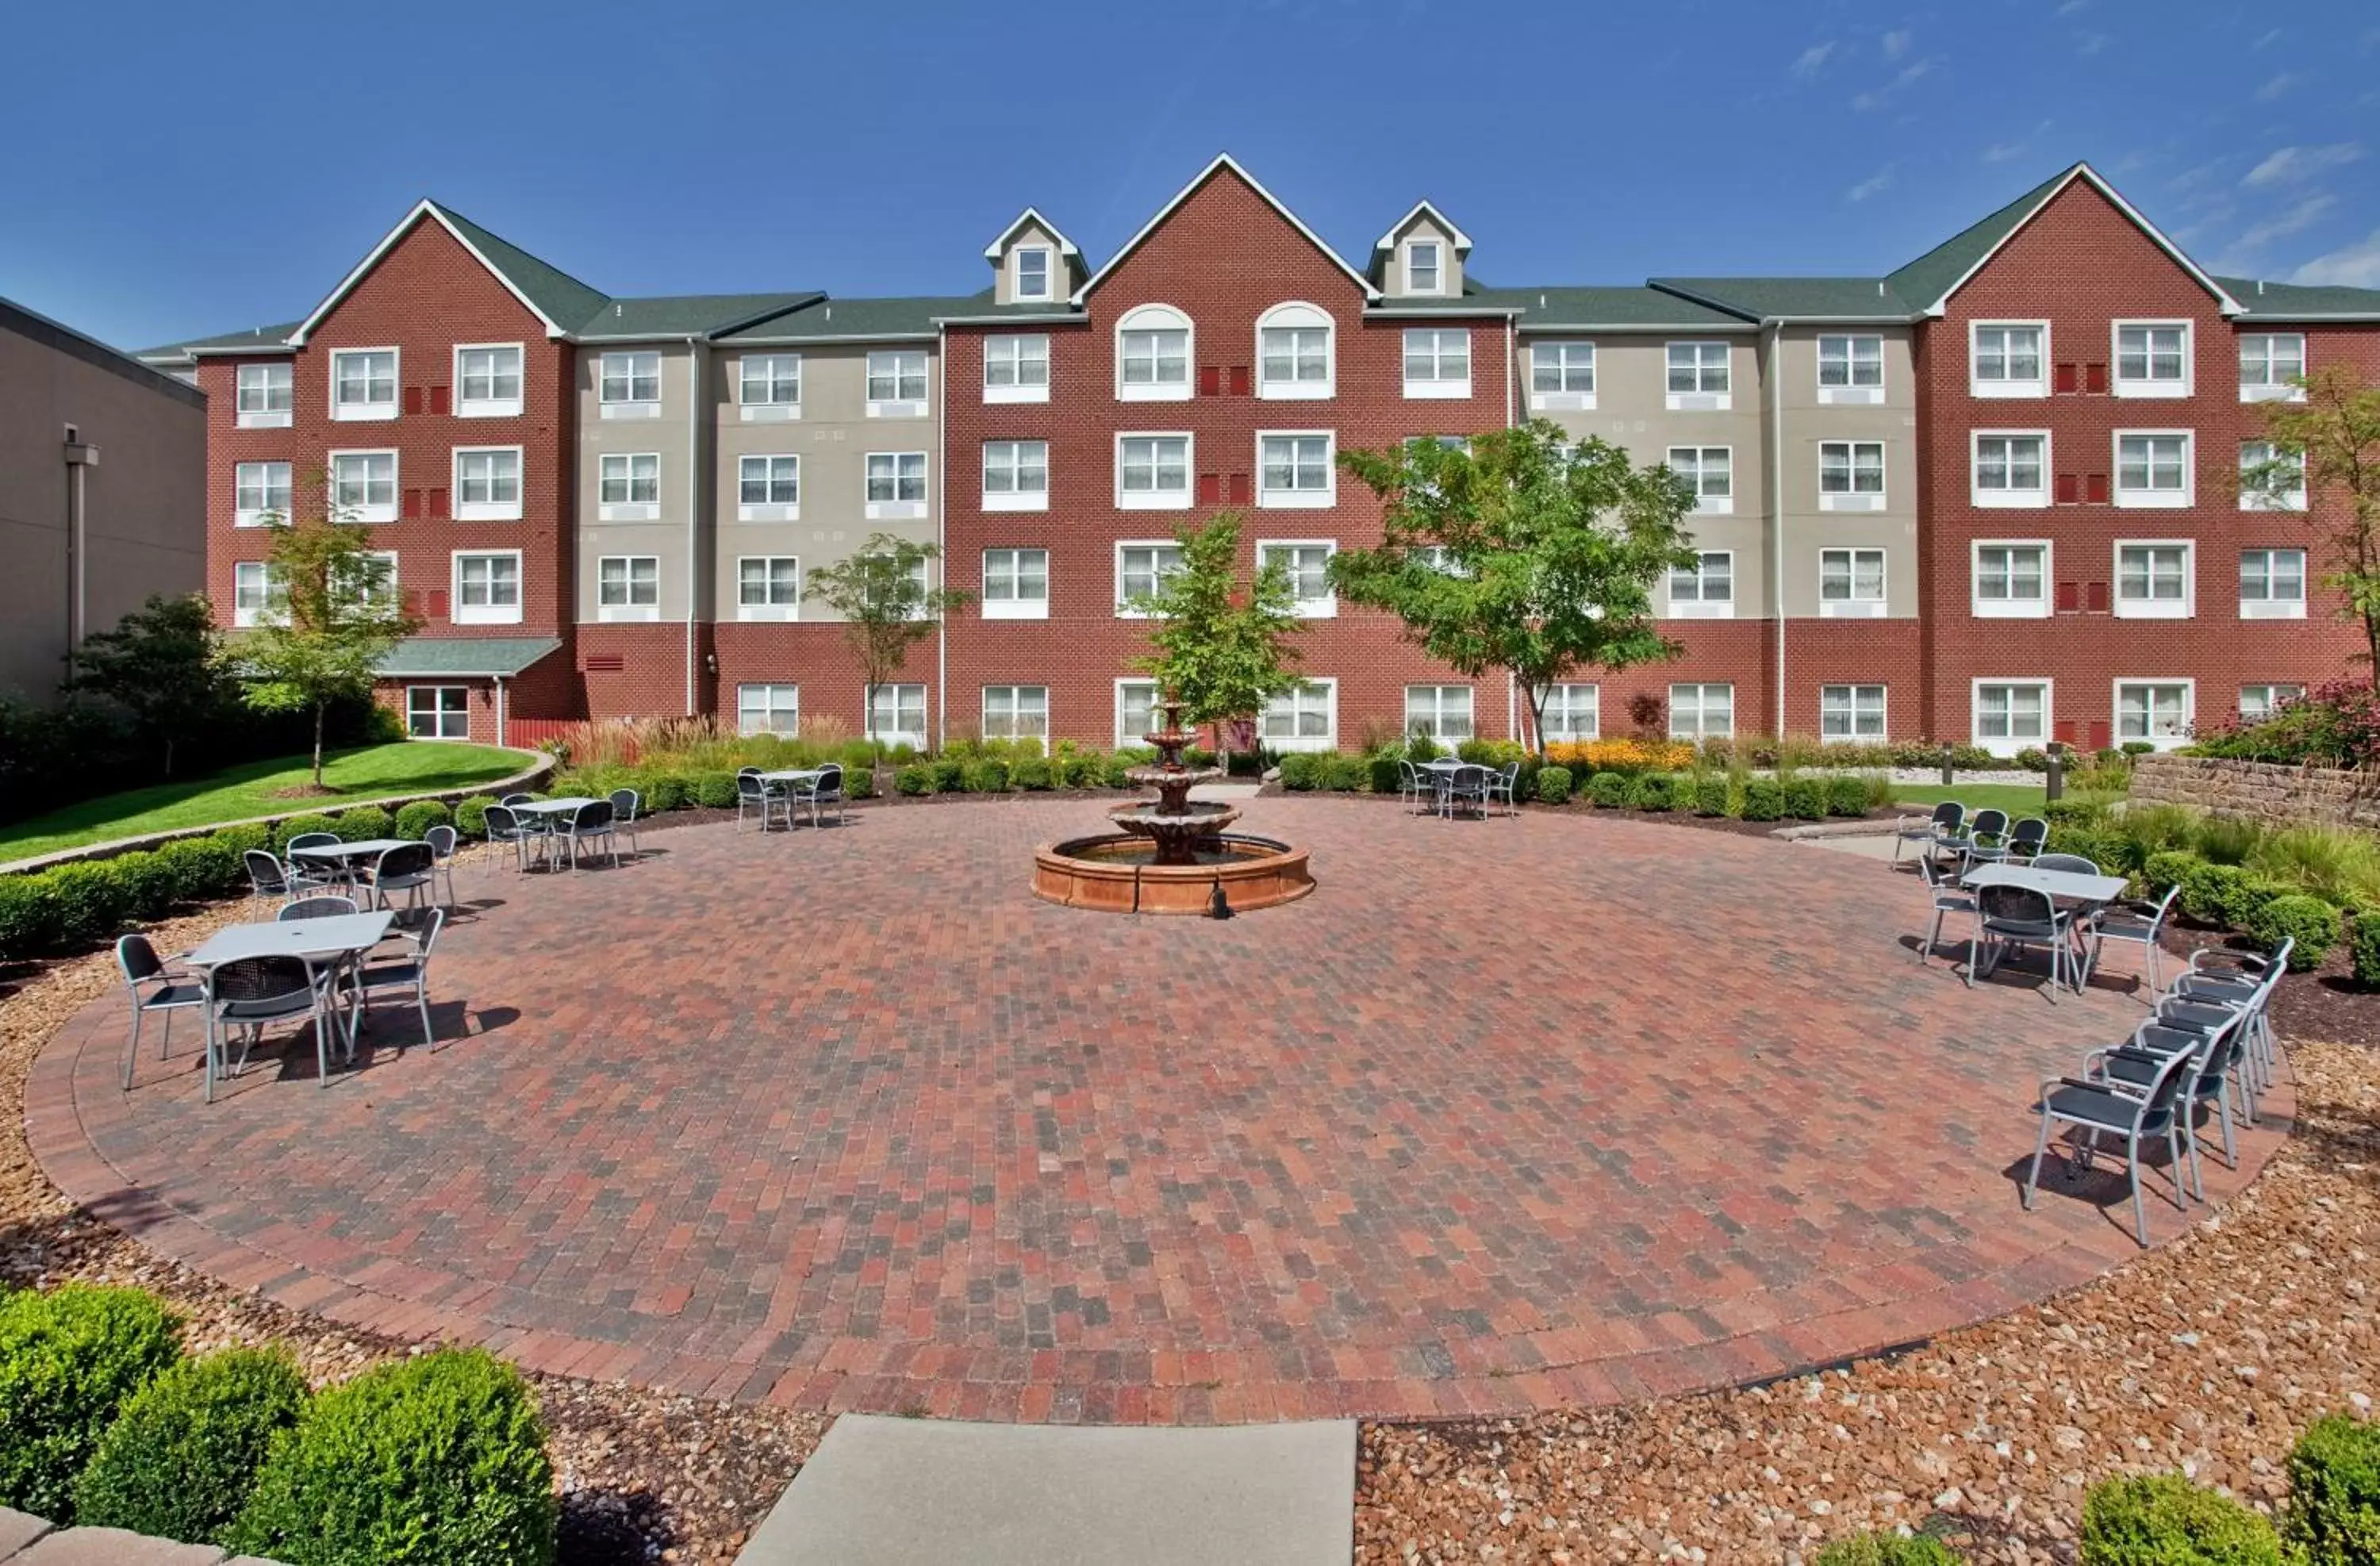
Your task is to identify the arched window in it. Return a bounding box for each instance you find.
[1115,304,1192,401]
[1256,301,1334,400]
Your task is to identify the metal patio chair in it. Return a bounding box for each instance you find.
[607,789,643,858]
[202,954,335,1102]
[114,934,205,1092]
[1894,801,1964,866]
[355,907,445,1050]
[1969,881,2075,998]
[1915,850,1978,973]
[2023,1031,2198,1246]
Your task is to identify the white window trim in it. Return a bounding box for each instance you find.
[594,554,662,622]
[451,342,525,419]
[981,440,1049,512]
[1404,684,1476,742]
[982,335,1050,405]
[1260,677,1339,753]
[596,452,661,523]
[1819,683,1890,739]
[1970,677,2052,757]
[1970,538,2052,620]
[405,685,471,742]
[1818,547,1888,616]
[865,350,930,418]
[1815,334,1886,405]
[1404,239,1445,297]
[2239,332,2308,404]
[232,460,293,528]
[2239,546,2309,620]
[1816,440,1887,512]
[1667,682,1735,740]
[1668,549,1735,619]
[451,548,524,625]
[1401,327,1473,400]
[1537,681,1602,742]
[1115,304,1194,402]
[1968,319,2048,399]
[326,447,398,524]
[1526,340,1597,413]
[737,353,804,421]
[1258,538,1338,618]
[1256,430,1336,509]
[1115,677,1161,750]
[451,444,524,522]
[1114,432,1192,510]
[733,555,801,623]
[231,562,282,628]
[1012,245,1054,301]
[981,547,1050,621]
[2112,318,2193,400]
[328,346,398,422]
[981,684,1053,744]
[1668,446,1734,516]
[355,551,398,610]
[863,450,930,520]
[2113,428,2194,509]
[1114,539,1184,619]
[234,363,293,429]
[2238,683,2304,721]
[865,682,929,750]
[1664,340,1733,411]
[735,453,801,523]
[596,351,662,419]
[2113,677,2196,750]
[1253,301,1335,401]
[737,683,803,737]
[1970,429,2051,509]
[2239,441,2308,512]
[2113,538,2194,620]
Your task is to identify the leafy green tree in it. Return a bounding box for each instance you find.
[802,533,974,748]
[62,593,232,777]
[1333,420,1700,756]
[2244,365,2380,685]
[1126,512,1307,755]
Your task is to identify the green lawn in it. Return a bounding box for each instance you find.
[0,743,529,860]
[1890,781,2050,816]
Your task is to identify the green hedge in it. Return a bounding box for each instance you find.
[40,862,129,948]
[0,1284,182,1521]
[2286,1412,2380,1564]
[2143,850,2199,900]
[893,764,933,796]
[639,775,688,814]
[1536,766,1573,804]
[392,800,451,840]
[2182,861,2251,925]
[1320,754,1368,792]
[1014,757,1054,791]
[73,1347,307,1545]
[2079,1472,2280,1565]
[1783,777,1827,819]
[961,758,1011,793]
[155,837,240,901]
[2249,893,2340,971]
[1740,777,1784,821]
[271,814,340,851]
[1367,754,1404,796]
[1586,770,1630,808]
[1058,753,1103,788]
[930,757,967,793]
[1825,775,1868,817]
[1691,777,1729,817]
[1814,1533,1962,1566]
[1630,773,1676,812]
[1278,754,1319,791]
[452,796,496,839]
[330,807,393,841]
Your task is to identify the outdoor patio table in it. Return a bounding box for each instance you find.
[756,769,825,782]
[287,837,411,896]
[183,912,394,1050]
[507,798,597,868]
[1961,863,2128,904]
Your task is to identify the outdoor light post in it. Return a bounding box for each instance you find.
[2045,743,2064,803]
[1939,743,1954,787]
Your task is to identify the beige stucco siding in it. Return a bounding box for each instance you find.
[575,341,705,622]
[1772,328,1920,618]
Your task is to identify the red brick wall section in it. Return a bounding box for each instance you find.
[577,622,691,721]
[712,622,889,743]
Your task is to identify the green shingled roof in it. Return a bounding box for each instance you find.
[713,294,991,342]
[575,292,823,340]
[1651,277,1916,320]
[1885,165,2075,313]
[427,202,611,333]
[376,636,562,678]
[2213,275,2380,319]
[1464,285,1753,328]
[136,322,303,360]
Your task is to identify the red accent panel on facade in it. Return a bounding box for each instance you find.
[1227,472,1252,505]
[1197,366,1220,396]
[2086,720,2111,750]
[2056,581,2080,612]
[426,589,450,620]
[2084,362,2109,393]
[1228,365,1251,397]
[2055,473,2079,503]
[2053,719,2079,745]
[1196,473,1221,504]
[584,654,625,672]
[2086,581,2109,613]
[403,386,424,415]
[428,487,449,520]
[429,385,451,416]
[2054,363,2078,394]
[401,489,423,520]
[2084,473,2109,504]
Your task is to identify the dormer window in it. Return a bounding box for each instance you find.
[1256,303,1333,400]
[1115,305,1192,401]
[1407,240,1442,295]
[1015,247,1052,301]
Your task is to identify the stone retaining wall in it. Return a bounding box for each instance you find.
[2130,753,2380,831]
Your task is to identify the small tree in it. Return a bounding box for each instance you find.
[222,498,419,789]
[1126,513,1307,756]
[61,593,232,778]
[2245,365,2380,685]
[803,533,973,750]
[1333,420,1700,756]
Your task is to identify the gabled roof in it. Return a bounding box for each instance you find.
[574,292,823,341]
[1072,153,1379,305]
[1650,277,1917,321]
[3,294,208,405]
[1441,284,1754,330]
[981,207,1081,261]
[375,635,560,678]
[2213,275,2380,321]
[712,294,990,344]
[136,321,305,363]
[1372,199,1472,255]
[289,200,610,345]
[1887,163,2244,318]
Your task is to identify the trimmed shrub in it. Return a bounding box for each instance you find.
[1691,777,1729,817]
[1368,754,1404,796]
[1013,757,1054,790]
[2351,913,2380,989]
[2285,1411,2380,1565]
[1814,1533,1963,1566]
[2225,877,2294,935]
[1587,770,1630,808]
[2013,746,2050,772]
[451,796,496,839]
[40,862,130,948]
[1536,766,1573,804]
[106,852,178,921]
[331,807,393,842]
[1740,777,1785,821]
[2143,850,2202,902]
[1278,754,1320,792]
[639,774,689,813]
[693,771,740,809]
[961,758,1011,794]
[2079,1472,2281,1566]
[842,765,877,800]
[1097,752,1138,789]
[212,823,271,857]
[271,814,340,851]
[392,800,451,841]
[1783,777,1827,820]
[155,837,240,902]
[892,764,933,796]
[227,1348,556,1566]
[73,1347,307,1545]
[2181,861,2251,926]
[0,1284,182,1521]
[1322,754,1368,792]
[1825,775,1869,817]
[2044,796,2106,826]
[2248,892,2340,970]
[1630,773,1677,812]
[1058,752,1103,789]
[929,756,967,793]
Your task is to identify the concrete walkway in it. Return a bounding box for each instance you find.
[735,1416,1355,1565]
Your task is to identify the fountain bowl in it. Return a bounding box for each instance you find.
[1032,832,1315,915]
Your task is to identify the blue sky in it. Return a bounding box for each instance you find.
[5,0,2376,352]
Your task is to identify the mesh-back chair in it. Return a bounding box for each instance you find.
[813,764,846,827]
[202,954,330,1102]
[115,934,204,1092]
[2024,1029,2198,1246]
[1915,852,1978,973]
[2031,852,2101,874]
[2083,1013,2251,1200]
[1441,763,1490,819]
[424,824,460,905]
[368,842,436,911]
[2174,941,2289,1097]
[244,850,295,911]
[1971,882,2074,997]
[483,804,541,873]
[564,799,617,867]
[279,895,359,922]
[357,906,444,1049]
[1484,761,1522,816]
[1395,759,1426,815]
[283,831,344,892]
[2085,883,2180,997]
[607,789,643,858]
[736,771,776,831]
[1895,801,1964,866]
[1961,808,2013,867]
[2004,818,2050,861]
[499,793,537,807]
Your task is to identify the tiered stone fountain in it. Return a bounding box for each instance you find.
[1031,694,1314,914]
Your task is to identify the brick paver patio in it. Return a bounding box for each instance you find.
[27,800,2289,1423]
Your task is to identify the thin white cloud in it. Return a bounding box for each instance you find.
[2233,194,2340,254]
[2242,143,2364,188]
[2075,30,2110,56]
[1851,56,1937,111]
[2055,0,2089,13]
[2255,72,2303,101]
[1791,40,1837,79]
[2251,28,2282,49]
[2292,228,2380,288]
[1881,28,1914,61]
[1846,165,1897,203]
[1983,120,2055,163]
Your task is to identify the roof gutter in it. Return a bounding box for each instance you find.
[1767,317,1786,740]
[684,335,702,716]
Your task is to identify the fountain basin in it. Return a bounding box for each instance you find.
[1032,833,1315,915]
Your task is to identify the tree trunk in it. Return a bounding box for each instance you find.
[162,737,175,780]
[312,702,327,787]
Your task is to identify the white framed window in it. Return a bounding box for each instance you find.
[1405,239,1443,296]
[983,684,1050,742]
[1402,328,1472,398]
[738,354,802,420]
[2240,333,2305,402]
[1668,550,1733,617]
[1819,547,1887,616]
[981,547,1049,620]
[1258,539,1337,616]
[231,561,283,627]
[1257,302,1334,399]
[1818,441,1885,509]
[1115,434,1191,509]
[1257,432,1334,508]
[866,350,928,416]
[1537,682,1599,742]
[328,450,397,524]
[1014,246,1053,301]
[454,344,524,417]
[2239,683,2302,721]
[406,685,470,740]
[1261,679,1338,752]
[329,347,397,420]
[1972,432,2048,507]
[1971,679,2049,755]
[1668,683,1733,739]
[1665,340,1731,409]
[1817,335,1883,403]
[1821,684,1887,739]
[1115,540,1184,616]
[2116,679,2194,747]
[597,555,659,620]
[866,682,927,750]
[233,461,293,526]
[735,555,800,621]
[2240,547,2306,619]
[1969,321,2046,397]
[1668,446,1733,514]
[737,683,801,736]
[235,363,293,428]
[1116,304,1192,400]
[1115,679,1158,748]
[2115,540,2193,619]
[1405,685,1473,742]
[2116,432,2191,507]
[984,335,1050,403]
[353,551,399,608]
[736,455,800,521]
[864,451,928,519]
[597,453,660,520]
[1971,541,2050,619]
[452,446,522,521]
[452,550,522,624]
[2240,440,2307,511]
[2113,320,2190,397]
[597,351,661,417]
[981,440,1048,511]
[1528,341,1595,411]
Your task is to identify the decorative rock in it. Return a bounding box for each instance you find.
[0,1512,51,1557]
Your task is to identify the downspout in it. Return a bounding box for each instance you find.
[1768,319,1786,738]
[685,337,701,716]
[935,324,948,750]
[493,674,508,749]
[62,432,98,679]
[1505,317,1518,746]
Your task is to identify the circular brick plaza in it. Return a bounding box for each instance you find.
[29,798,2285,1423]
